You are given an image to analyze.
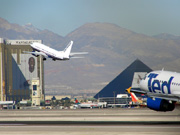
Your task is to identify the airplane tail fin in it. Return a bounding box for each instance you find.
[130,92,138,102]
[131,72,147,89]
[75,98,80,104]
[64,41,73,58]
[126,87,138,103]
[126,87,143,103]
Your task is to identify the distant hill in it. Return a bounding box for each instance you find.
[153,33,180,45]
[0,17,63,47]
[64,22,180,71]
[1,17,180,96]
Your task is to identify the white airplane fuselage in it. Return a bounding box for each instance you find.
[140,70,180,96]
[130,70,180,111]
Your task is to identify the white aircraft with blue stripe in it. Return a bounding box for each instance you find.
[24,41,88,61]
[128,70,180,111]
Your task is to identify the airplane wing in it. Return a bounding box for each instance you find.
[127,88,147,94]
[23,51,48,57]
[147,93,180,102]
[127,87,180,102]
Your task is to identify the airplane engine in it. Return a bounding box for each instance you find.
[147,98,175,111]
[31,51,39,57]
[32,54,39,57]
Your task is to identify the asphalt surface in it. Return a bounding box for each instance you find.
[0,108,179,135]
[0,125,180,135]
[0,107,180,123]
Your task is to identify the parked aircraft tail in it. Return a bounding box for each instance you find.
[126,87,143,104]
[130,92,138,102]
[75,98,80,104]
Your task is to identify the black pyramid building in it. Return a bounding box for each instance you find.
[94,59,152,99]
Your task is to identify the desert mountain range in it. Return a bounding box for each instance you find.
[1,17,180,96]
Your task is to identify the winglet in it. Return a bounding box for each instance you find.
[126,87,132,94]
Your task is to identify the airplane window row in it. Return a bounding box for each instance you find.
[171,82,180,86]
[159,80,180,86]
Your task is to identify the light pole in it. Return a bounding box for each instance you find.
[113,91,116,107]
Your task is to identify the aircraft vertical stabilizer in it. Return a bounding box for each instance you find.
[64,41,73,58]
[131,72,147,88]
[130,92,138,102]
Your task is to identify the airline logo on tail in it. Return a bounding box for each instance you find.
[126,87,138,102]
[74,98,80,105]
[130,92,138,102]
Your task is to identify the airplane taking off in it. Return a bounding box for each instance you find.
[24,41,88,61]
[127,70,180,111]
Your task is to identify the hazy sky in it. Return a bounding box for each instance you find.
[0,0,180,36]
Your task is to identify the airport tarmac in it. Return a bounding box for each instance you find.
[0,125,180,135]
[0,108,179,135]
[0,107,180,123]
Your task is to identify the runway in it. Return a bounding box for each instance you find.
[0,125,180,135]
[0,108,180,123]
[0,108,179,135]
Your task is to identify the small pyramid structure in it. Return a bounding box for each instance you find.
[94,59,152,98]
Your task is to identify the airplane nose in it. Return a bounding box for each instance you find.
[30,43,34,46]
